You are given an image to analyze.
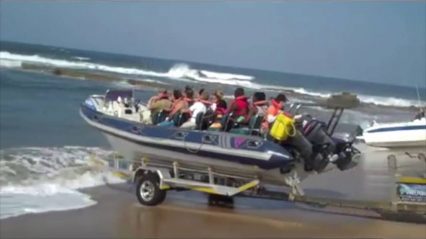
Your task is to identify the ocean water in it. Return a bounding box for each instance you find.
[0,41,424,219]
[1,41,425,107]
[0,146,125,219]
[0,69,133,219]
[0,69,109,149]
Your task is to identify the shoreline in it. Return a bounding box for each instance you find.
[1,142,425,238]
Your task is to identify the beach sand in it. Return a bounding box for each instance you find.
[1,144,425,238]
[1,185,425,239]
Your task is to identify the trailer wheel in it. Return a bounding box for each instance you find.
[136,172,166,206]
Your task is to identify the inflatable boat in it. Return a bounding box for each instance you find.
[80,89,362,203]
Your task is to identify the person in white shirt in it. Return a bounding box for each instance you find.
[180,91,210,129]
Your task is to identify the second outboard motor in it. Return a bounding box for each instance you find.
[302,119,337,172]
[332,137,361,171]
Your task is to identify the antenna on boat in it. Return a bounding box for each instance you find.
[415,84,422,108]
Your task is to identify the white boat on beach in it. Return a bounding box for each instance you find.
[362,117,426,148]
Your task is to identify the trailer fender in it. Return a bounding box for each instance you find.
[132,166,172,190]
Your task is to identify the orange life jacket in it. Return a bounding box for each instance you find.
[267,99,283,117]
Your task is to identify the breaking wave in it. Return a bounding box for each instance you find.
[1,51,423,108]
[357,95,424,108]
[166,64,260,88]
[0,51,256,87]
[0,58,22,68]
[0,51,167,77]
[0,146,125,219]
[263,85,424,107]
[261,85,332,98]
[72,56,91,61]
[200,70,254,81]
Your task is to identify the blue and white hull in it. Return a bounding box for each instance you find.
[80,103,305,185]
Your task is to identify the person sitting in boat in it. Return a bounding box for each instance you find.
[184,86,195,107]
[196,88,205,99]
[247,91,269,134]
[157,89,188,127]
[266,93,287,124]
[137,89,172,124]
[209,90,228,130]
[148,90,172,113]
[249,92,268,116]
[226,87,249,126]
[210,90,227,113]
[180,91,210,129]
[198,92,212,108]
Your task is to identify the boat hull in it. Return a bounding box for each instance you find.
[101,131,305,185]
[80,104,302,185]
[363,120,426,148]
[364,138,426,148]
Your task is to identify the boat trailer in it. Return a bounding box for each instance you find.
[105,154,425,223]
[101,94,424,222]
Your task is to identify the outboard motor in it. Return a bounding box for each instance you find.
[281,93,361,173]
[300,115,362,172]
[282,129,315,172]
[302,118,337,172]
[332,135,361,171]
[273,114,324,173]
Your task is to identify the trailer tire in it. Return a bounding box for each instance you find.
[136,172,166,206]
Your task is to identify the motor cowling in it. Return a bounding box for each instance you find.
[302,119,336,172]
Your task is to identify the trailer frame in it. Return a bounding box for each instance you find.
[127,154,425,223]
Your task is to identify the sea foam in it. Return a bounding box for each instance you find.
[0,146,125,219]
[357,94,423,108]
[0,58,22,68]
[0,51,256,87]
[1,51,423,108]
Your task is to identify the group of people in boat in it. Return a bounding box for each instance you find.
[138,86,289,134]
[104,87,356,172]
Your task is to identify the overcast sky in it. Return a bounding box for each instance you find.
[0,1,425,87]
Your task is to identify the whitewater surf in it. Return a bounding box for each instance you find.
[1,43,425,108]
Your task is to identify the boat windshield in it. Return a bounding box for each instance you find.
[105,90,133,103]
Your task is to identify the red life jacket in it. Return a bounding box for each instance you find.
[228,96,249,117]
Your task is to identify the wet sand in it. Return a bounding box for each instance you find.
[1,184,425,239]
[301,144,425,201]
[1,143,425,238]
